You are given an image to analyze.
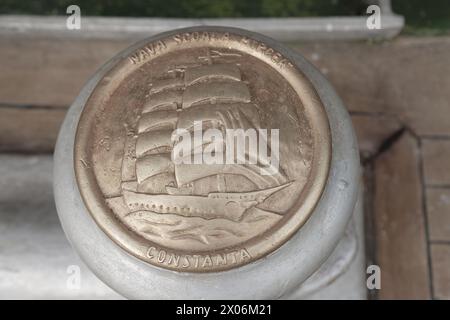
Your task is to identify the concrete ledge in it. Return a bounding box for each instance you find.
[0,15,404,41]
[0,154,120,299]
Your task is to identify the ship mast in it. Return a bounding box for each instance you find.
[122,48,287,197]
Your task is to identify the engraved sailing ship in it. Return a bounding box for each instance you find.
[119,52,291,225]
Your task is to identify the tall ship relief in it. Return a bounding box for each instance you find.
[74,30,331,272]
[118,50,291,227]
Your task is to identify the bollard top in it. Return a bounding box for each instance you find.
[55,26,359,299]
[73,27,331,273]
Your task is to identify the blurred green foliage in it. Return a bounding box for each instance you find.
[0,0,448,33]
[392,0,450,35]
[0,0,366,17]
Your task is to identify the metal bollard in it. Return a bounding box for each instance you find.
[54,26,361,299]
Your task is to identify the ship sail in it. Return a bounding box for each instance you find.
[184,63,241,85]
[182,81,251,108]
[120,57,289,222]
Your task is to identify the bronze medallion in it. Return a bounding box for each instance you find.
[74,29,331,272]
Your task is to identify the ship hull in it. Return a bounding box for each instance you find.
[123,190,255,222]
[122,182,290,222]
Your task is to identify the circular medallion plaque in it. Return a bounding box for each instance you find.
[74,28,331,272]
